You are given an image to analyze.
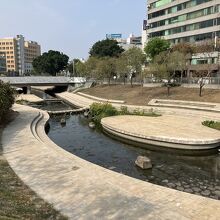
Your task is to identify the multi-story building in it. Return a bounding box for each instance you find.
[24,41,41,73]
[0,52,6,73]
[144,0,220,45]
[106,33,142,50]
[0,35,41,75]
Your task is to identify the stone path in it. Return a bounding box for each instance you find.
[2,104,220,219]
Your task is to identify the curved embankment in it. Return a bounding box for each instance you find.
[57,92,220,151]
[2,104,220,219]
[101,115,220,151]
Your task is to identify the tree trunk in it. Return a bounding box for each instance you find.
[108,77,111,86]
[124,76,126,85]
[130,77,133,87]
[199,85,202,97]
[167,86,170,96]
[180,71,183,84]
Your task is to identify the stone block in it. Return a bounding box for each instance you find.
[135,156,152,170]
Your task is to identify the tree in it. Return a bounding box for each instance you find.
[96,57,116,85]
[123,47,146,87]
[172,42,195,55]
[0,81,15,122]
[89,39,124,58]
[33,50,69,76]
[84,57,100,79]
[144,37,170,60]
[75,61,87,77]
[115,54,129,85]
[149,51,186,96]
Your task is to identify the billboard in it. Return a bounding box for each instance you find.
[106,34,122,39]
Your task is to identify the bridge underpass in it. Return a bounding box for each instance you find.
[0,76,86,94]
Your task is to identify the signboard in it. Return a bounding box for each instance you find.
[106,34,122,39]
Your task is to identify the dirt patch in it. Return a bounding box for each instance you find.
[82,85,220,105]
[0,112,67,220]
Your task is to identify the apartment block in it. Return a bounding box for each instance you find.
[0,35,41,75]
[144,0,220,45]
[0,52,6,73]
[24,41,41,73]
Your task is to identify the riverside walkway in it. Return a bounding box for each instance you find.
[2,104,220,220]
[57,92,220,150]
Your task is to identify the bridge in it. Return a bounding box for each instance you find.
[0,76,86,87]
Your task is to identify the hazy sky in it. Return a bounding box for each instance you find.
[0,0,146,59]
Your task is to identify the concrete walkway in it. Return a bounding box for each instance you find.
[2,104,220,219]
[16,94,43,103]
[102,115,220,150]
[56,92,220,119]
[57,92,220,149]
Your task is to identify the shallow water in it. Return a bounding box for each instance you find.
[48,114,220,200]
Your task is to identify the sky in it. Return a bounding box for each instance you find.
[0,0,146,59]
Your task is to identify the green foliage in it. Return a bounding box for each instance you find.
[89,39,124,58]
[90,103,160,124]
[67,59,87,77]
[123,47,146,73]
[0,81,15,122]
[202,120,220,130]
[90,103,118,124]
[144,37,170,60]
[33,50,69,76]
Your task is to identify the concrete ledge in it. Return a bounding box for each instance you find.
[77,92,125,104]
[47,107,88,115]
[101,115,220,150]
[148,99,220,113]
[2,104,220,219]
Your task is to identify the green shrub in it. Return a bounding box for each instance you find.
[202,120,220,131]
[90,102,118,124]
[90,103,160,124]
[0,81,15,122]
[119,106,130,115]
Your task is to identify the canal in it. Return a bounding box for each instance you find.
[31,89,220,200]
[47,114,220,200]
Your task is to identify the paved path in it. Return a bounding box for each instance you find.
[17,94,43,103]
[102,115,220,149]
[2,104,220,219]
[56,92,220,119]
[57,92,220,149]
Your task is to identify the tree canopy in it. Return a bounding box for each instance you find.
[144,37,170,60]
[0,81,15,122]
[89,39,124,58]
[33,50,69,76]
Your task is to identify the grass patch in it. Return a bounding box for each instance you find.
[90,103,160,124]
[202,120,220,131]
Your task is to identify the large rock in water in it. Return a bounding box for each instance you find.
[135,156,152,170]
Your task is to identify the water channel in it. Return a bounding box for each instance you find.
[32,90,220,200]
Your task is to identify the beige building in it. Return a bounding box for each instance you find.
[0,35,41,75]
[24,41,41,73]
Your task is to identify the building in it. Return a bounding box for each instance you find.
[0,52,6,73]
[0,35,41,75]
[106,33,142,50]
[144,0,220,45]
[24,40,41,73]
